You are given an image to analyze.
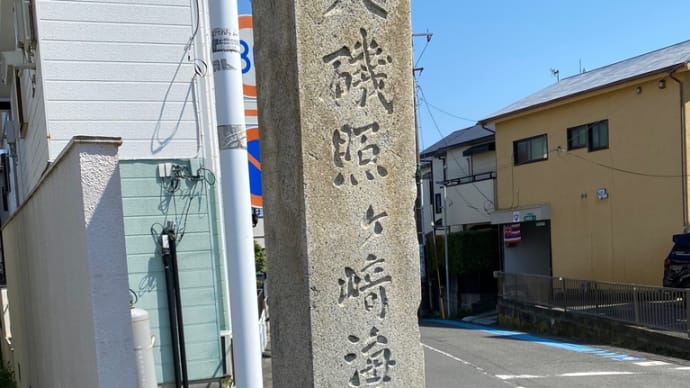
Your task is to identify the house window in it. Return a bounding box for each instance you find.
[434,193,442,214]
[567,125,587,150]
[566,120,609,152]
[589,120,609,151]
[513,134,548,165]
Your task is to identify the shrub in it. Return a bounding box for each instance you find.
[425,228,499,277]
[0,363,16,388]
[255,241,266,274]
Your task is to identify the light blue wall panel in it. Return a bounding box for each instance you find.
[120,160,226,383]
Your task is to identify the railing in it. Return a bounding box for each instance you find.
[496,271,690,336]
[221,282,269,381]
[257,288,268,352]
[443,171,496,187]
[257,272,268,352]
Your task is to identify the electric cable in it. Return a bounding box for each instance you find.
[129,288,138,307]
[560,148,682,178]
[193,59,208,78]
[196,167,217,185]
[415,85,427,152]
[156,164,217,245]
[184,0,202,55]
[424,99,477,123]
[417,84,495,214]
[151,223,165,246]
[415,38,431,69]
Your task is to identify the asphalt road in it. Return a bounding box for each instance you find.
[421,319,690,388]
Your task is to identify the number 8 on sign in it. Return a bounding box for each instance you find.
[239,15,256,99]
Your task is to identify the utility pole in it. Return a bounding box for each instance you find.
[412,30,432,312]
[208,1,263,387]
[443,185,450,317]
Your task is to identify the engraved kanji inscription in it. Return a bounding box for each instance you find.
[363,205,388,235]
[359,205,388,244]
[333,123,389,186]
[323,28,393,113]
[325,0,389,18]
[344,327,396,386]
[338,254,391,318]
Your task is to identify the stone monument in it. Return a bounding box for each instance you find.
[253,0,425,386]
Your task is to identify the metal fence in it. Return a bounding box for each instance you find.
[496,271,690,336]
[257,272,269,352]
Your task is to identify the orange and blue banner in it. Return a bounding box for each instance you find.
[239,0,262,208]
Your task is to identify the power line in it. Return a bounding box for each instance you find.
[415,80,477,123]
[558,148,682,178]
[411,35,494,218]
[413,31,433,68]
[417,84,495,214]
[498,142,684,179]
[423,98,477,123]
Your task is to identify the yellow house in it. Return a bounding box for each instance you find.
[482,40,690,286]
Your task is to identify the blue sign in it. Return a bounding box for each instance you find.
[237,0,263,208]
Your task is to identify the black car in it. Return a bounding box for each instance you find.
[663,233,690,288]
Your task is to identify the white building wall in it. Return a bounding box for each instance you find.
[445,147,470,179]
[13,64,49,212]
[35,0,207,163]
[445,179,495,227]
[2,138,136,388]
[472,151,494,175]
[427,146,496,230]
[0,1,227,384]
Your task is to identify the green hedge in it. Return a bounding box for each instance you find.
[425,228,499,277]
[0,363,16,388]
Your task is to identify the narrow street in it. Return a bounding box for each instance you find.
[422,320,690,388]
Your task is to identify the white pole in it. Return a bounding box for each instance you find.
[208,1,263,387]
[443,185,450,317]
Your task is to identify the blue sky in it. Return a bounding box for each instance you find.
[411,0,690,150]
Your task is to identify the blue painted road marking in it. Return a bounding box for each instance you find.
[423,319,644,362]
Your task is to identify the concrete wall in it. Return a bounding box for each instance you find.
[1,137,136,388]
[498,299,690,360]
[493,72,689,285]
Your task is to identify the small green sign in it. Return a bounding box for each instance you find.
[524,213,537,221]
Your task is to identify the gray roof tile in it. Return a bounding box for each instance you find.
[483,39,690,122]
[420,123,494,157]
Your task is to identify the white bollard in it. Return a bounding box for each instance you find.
[131,307,157,388]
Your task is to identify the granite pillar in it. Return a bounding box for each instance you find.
[253,1,425,386]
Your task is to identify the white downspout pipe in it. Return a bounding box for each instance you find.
[208,1,263,386]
